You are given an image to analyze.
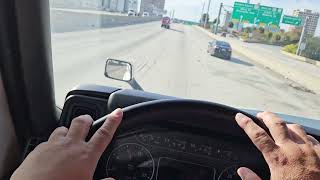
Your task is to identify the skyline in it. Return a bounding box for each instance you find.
[165,0,320,36]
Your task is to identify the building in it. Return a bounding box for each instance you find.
[116,0,125,12]
[105,0,126,12]
[140,0,153,14]
[293,9,319,37]
[140,0,165,15]
[102,0,111,9]
[153,0,165,13]
[124,0,138,12]
[51,0,104,10]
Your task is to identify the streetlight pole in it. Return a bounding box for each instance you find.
[296,16,309,55]
[172,10,175,19]
[204,0,212,28]
[200,1,206,24]
[214,2,223,34]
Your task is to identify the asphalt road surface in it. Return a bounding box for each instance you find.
[52,22,320,119]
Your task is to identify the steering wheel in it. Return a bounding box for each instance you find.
[89,99,270,179]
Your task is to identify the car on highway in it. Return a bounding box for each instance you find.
[161,16,171,29]
[127,10,136,16]
[207,40,232,60]
[142,12,149,17]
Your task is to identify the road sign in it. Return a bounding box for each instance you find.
[256,5,283,26]
[282,15,302,26]
[232,2,259,24]
[232,2,283,27]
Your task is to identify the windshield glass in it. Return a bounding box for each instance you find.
[49,0,320,120]
[216,41,230,47]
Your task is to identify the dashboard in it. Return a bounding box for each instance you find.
[57,85,272,180]
[22,85,320,180]
[94,127,269,180]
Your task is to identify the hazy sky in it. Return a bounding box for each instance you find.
[165,0,320,35]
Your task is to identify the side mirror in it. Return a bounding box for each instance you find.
[105,59,133,82]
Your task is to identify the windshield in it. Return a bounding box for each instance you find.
[49,0,320,120]
[216,41,230,47]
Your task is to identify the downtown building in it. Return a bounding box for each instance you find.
[293,9,319,37]
[140,0,165,16]
[104,0,138,12]
[50,0,138,13]
[50,0,104,10]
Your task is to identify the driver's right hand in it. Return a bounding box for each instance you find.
[235,111,320,180]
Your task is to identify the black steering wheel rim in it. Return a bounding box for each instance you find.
[91,99,271,180]
[91,99,269,138]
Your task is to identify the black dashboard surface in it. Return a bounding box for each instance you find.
[56,85,316,180]
[95,127,269,180]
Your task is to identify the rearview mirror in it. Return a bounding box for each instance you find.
[105,59,133,82]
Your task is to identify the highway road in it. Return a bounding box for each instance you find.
[52,22,320,119]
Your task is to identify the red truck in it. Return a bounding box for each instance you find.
[161,17,171,29]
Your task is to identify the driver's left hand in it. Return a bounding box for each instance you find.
[11,108,123,180]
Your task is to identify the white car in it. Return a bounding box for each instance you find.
[127,10,136,16]
[142,12,149,17]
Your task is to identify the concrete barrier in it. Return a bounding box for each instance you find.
[50,9,161,33]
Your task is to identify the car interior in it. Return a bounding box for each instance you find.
[0,1,320,180]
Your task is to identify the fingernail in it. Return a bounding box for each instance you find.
[236,113,246,120]
[112,108,123,117]
[235,113,250,128]
[238,167,250,179]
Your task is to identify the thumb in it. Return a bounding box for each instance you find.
[237,167,261,180]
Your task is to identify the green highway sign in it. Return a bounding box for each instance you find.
[282,15,302,26]
[256,5,283,26]
[232,2,259,24]
[232,2,283,27]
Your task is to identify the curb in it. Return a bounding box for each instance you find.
[281,51,320,68]
[194,26,320,94]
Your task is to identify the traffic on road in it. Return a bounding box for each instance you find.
[207,40,232,59]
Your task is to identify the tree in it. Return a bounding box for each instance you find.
[211,18,221,25]
[244,27,252,33]
[267,32,273,40]
[303,37,320,60]
[283,44,298,54]
[273,33,281,42]
[258,27,265,34]
[228,22,234,28]
[201,13,209,24]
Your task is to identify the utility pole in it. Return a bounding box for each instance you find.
[172,10,175,19]
[200,2,206,24]
[296,16,309,55]
[214,3,223,34]
[204,0,212,28]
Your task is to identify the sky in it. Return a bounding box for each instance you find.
[164,0,320,36]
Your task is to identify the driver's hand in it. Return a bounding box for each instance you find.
[235,111,320,180]
[11,108,123,180]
